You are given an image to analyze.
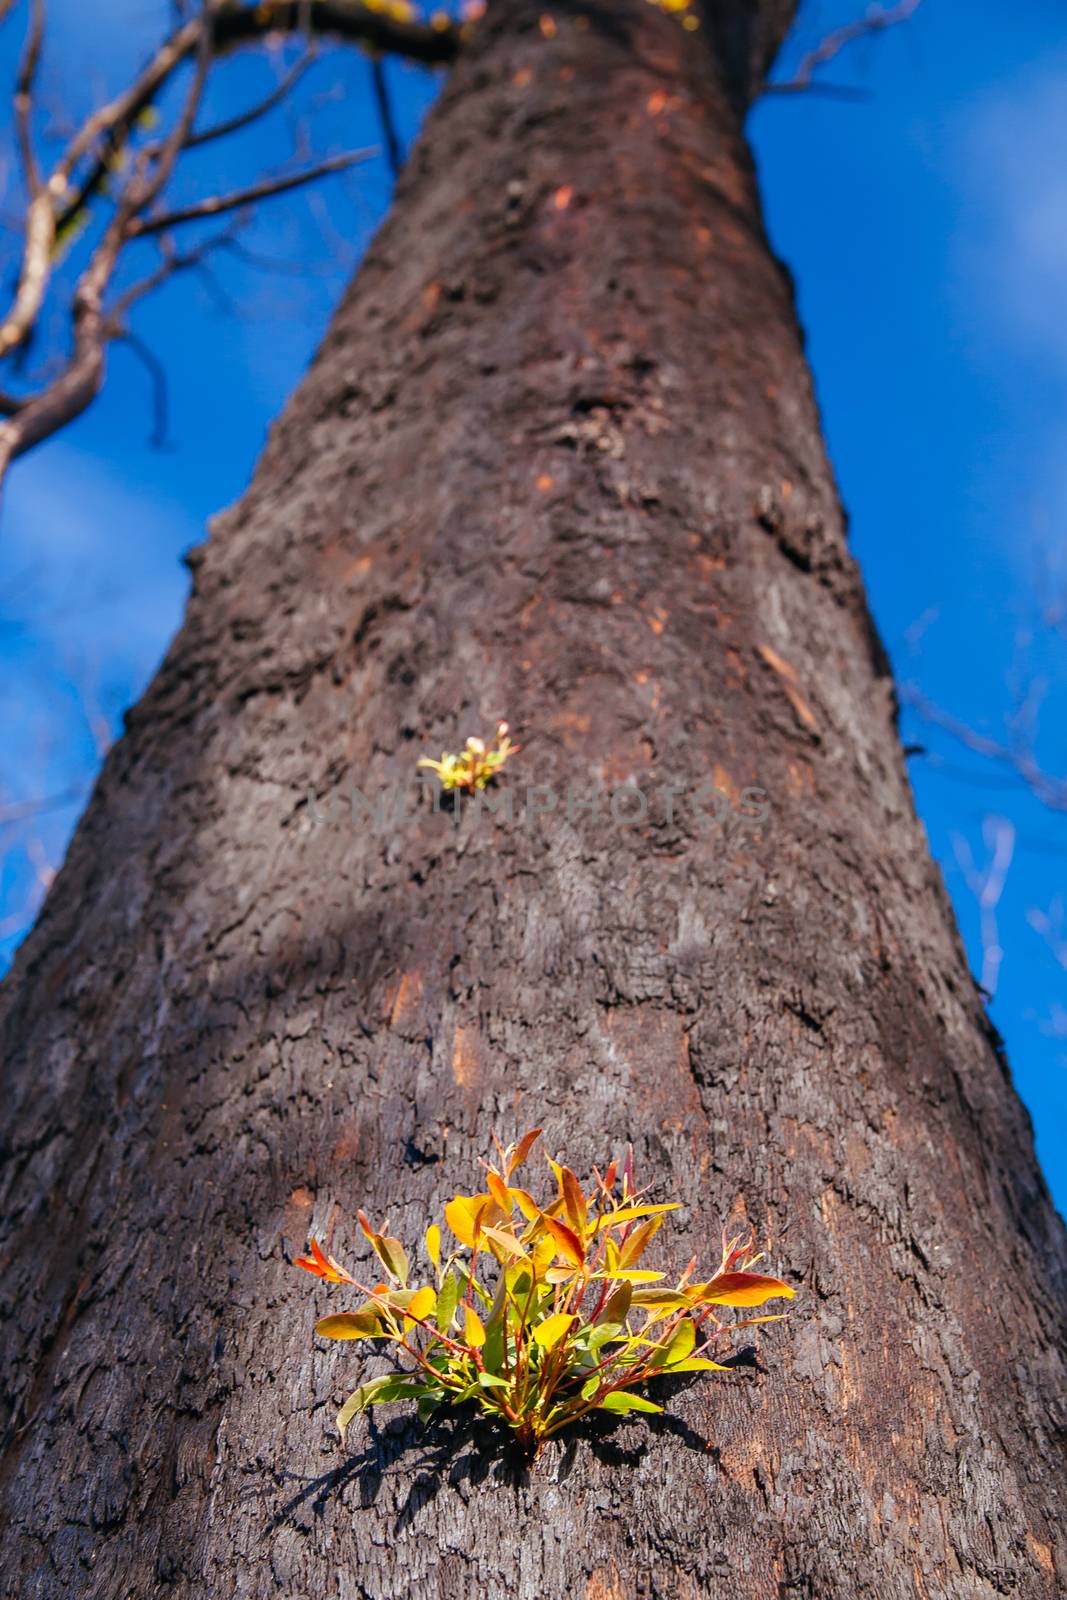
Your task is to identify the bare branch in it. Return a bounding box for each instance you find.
[763,0,923,97]
[127,147,373,238]
[107,225,246,320]
[0,6,216,483]
[13,0,44,197]
[0,2,460,368]
[0,0,466,477]
[55,2,457,236]
[902,684,1067,813]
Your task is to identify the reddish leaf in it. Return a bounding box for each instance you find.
[695,1271,794,1308]
[560,1166,588,1233]
[540,1211,585,1269]
[508,1127,542,1176]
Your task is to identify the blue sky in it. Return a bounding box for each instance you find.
[1,0,1065,1208]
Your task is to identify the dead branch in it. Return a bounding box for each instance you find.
[763,0,923,96]
[0,6,215,481]
[0,0,460,486]
[0,785,85,827]
[1028,898,1067,972]
[0,1,460,371]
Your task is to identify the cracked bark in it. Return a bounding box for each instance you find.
[1,1,1064,1596]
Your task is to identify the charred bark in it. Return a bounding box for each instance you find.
[1,2,1064,1596]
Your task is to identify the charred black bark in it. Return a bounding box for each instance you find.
[1,2,1064,1596]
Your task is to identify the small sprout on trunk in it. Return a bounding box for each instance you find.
[417,720,518,794]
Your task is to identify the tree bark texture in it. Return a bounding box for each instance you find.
[1,2,1064,1596]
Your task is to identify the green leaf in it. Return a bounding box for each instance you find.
[478,1371,510,1390]
[374,1234,409,1286]
[629,1289,689,1311]
[436,1271,459,1333]
[587,1322,625,1355]
[450,1380,482,1405]
[336,1374,423,1438]
[482,1319,506,1376]
[597,1391,663,1415]
[662,1317,696,1366]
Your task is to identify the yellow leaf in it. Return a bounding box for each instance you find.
[511,1187,541,1222]
[464,1305,486,1348]
[531,1236,557,1277]
[315,1311,386,1340]
[425,1224,441,1272]
[533,1312,575,1351]
[589,1269,666,1283]
[594,1203,679,1231]
[481,1225,530,1262]
[445,1194,488,1248]
[405,1286,436,1325]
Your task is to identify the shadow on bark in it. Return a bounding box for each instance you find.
[263,1360,755,1540]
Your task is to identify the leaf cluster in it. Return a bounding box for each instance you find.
[416,720,518,794]
[296,1130,793,1454]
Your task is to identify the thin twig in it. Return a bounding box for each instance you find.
[0,785,84,826]
[108,221,248,318]
[902,685,1067,813]
[0,1,459,366]
[185,48,318,148]
[952,816,1015,998]
[114,331,169,447]
[370,56,402,178]
[127,147,373,237]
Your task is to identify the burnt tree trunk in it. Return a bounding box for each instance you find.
[1,2,1064,1596]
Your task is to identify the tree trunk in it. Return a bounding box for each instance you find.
[1,2,1064,1596]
